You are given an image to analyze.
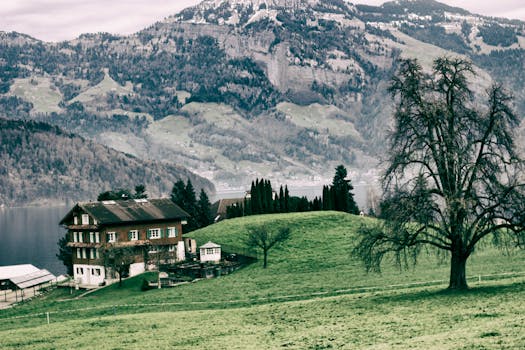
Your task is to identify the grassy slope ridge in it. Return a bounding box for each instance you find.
[1,212,524,349]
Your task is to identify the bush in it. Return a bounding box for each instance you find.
[141,278,152,291]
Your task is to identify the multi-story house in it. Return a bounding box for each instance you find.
[60,198,189,286]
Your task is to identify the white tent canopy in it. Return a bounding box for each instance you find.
[0,264,40,280]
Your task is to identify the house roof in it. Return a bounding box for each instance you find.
[212,198,244,216]
[200,241,221,249]
[0,264,40,280]
[10,269,56,289]
[60,198,189,226]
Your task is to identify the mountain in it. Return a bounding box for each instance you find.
[1,0,524,191]
[0,118,214,206]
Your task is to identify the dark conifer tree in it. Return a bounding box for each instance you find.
[279,185,285,213]
[134,184,147,199]
[196,189,212,228]
[184,179,198,232]
[331,165,359,214]
[171,180,186,208]
[284,185,290,212]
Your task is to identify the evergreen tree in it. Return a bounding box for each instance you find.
[56,235,73,275]
[311,196,322,211]
[322,185,332,210]
[279,185,285,213]
[196,189,212,228]
[134,184,147,199]
[97,188,133,201]
[170,179,199,232]
[284,185,290,212]
[170,180,186,208]
[331,165,359,214]
[244,197,252,216]
[183,179,198,232]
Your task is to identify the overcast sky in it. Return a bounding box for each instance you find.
[1,0,524,42]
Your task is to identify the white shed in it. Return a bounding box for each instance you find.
[199,242,221,263]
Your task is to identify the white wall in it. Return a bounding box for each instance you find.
[176,241,186,261]
[200,248,221,263]
[129,262,145,277]
[73,264,105,286]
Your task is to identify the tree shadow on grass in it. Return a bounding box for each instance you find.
[369,281,525,305]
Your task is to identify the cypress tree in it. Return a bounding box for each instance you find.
[279,185,285,213]
[284,185,290,212]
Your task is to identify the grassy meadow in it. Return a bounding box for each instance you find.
[1,211,524,349]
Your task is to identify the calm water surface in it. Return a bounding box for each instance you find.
[0,206,68,275]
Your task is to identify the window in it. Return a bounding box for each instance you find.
[95,248,99,259]
[129,230,138,241]
[93,219,98,225]
[89,232,94,243]
[89,248,96,259]
[107,232,116,243]
[82,248,87,259]
[167,227,177,238]
[76,248,81,259]
[93,268,101,276]
[168,245,176,252]
[73,232,78,243]
[148,228,161,239]
[74,216,78,225]
[206,248,215,254]
[95,232,100,243]
[78,232,83,243]
[82,214,89,225]
[76,267,84,275]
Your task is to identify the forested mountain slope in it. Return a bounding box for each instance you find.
[0,118,214,206]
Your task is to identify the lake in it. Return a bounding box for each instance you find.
[0,186,369,275]
[0,206,69,275]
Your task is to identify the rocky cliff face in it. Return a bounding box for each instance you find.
[1,0,524,191]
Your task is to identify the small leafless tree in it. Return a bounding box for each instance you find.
[100,245,137,286]
[245,225,291,268]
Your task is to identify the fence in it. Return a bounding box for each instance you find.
[1,278,65,307]
[1,270,525,325]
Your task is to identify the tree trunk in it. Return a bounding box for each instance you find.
[448,249,468,290]
[263,250,268,269]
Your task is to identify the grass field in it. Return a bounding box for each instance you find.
[1,212,524,349]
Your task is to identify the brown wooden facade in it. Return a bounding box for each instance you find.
[60,199,189,285]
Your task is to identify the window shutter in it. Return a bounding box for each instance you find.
[106,233,110,242]
[175,227,178,236]
[128,231,131,240]
[147,230,151,239]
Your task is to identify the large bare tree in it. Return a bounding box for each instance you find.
[354,57,525,289]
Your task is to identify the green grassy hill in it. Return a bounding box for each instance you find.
[1,212,524,349]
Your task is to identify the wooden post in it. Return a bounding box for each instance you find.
[46,312,50,325]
